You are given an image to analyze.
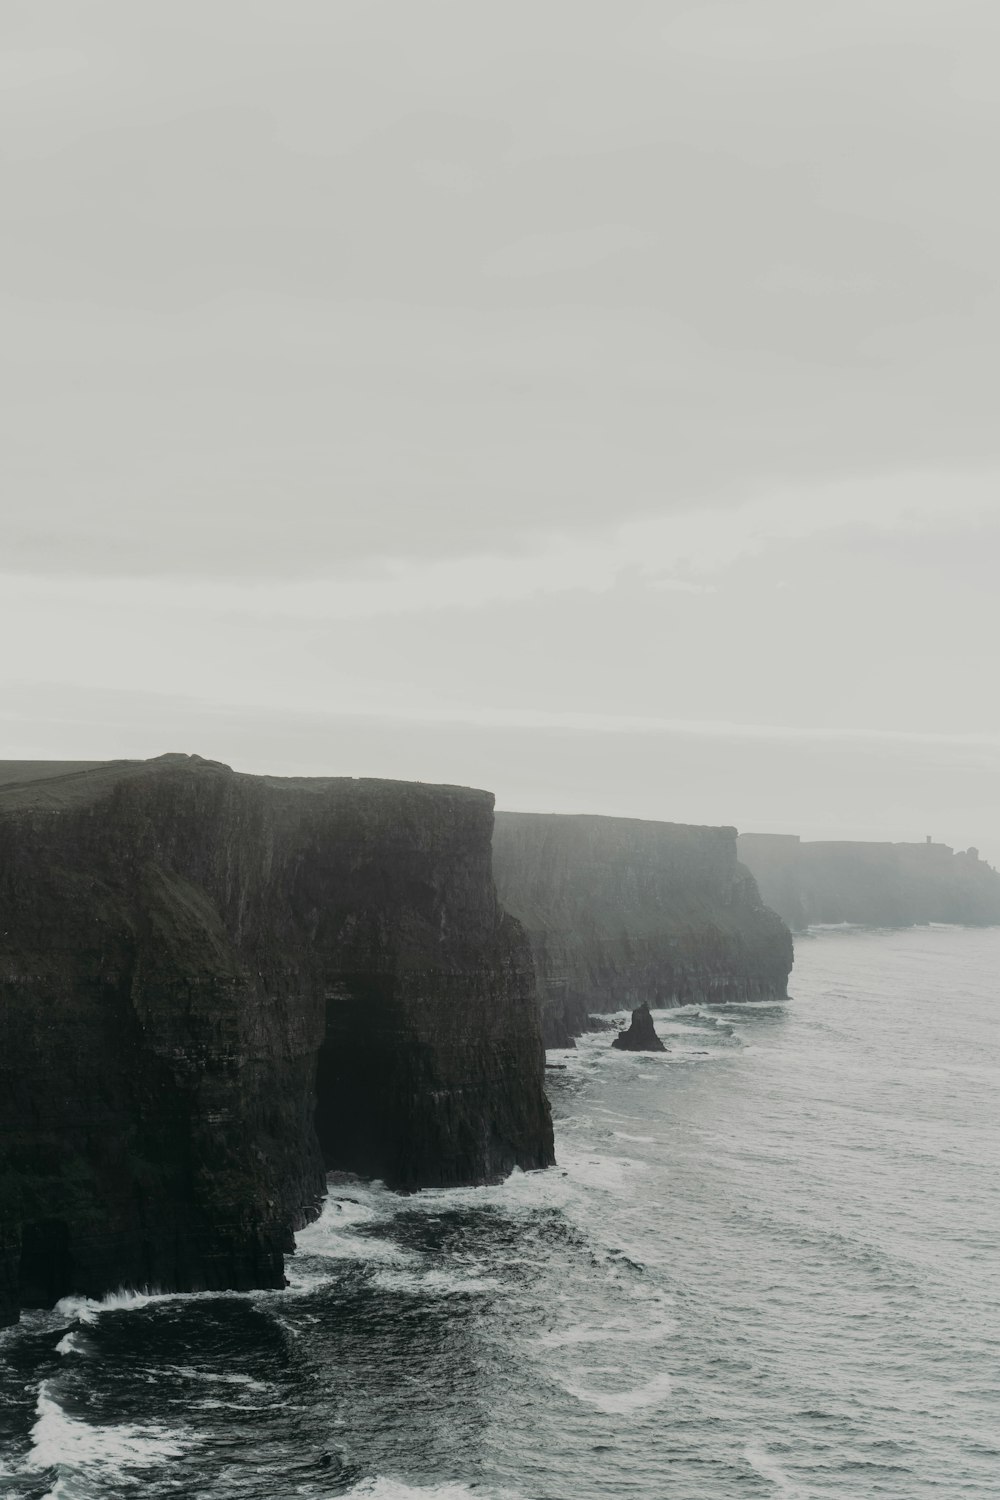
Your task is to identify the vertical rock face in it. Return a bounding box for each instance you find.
[0,756,552,1326]
[738,832,1000,929]
[492,812,793,1047]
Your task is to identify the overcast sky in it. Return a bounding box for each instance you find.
[3,1,999,856]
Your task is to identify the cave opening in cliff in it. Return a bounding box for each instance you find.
[18,1218,75,1308]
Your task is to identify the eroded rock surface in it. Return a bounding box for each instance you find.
[493,811,793,1047]
[0,755,553,1325]
[611,1003,667,1052]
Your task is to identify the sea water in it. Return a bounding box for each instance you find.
[1,925,997,1499]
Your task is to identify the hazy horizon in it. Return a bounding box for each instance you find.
[4,2,999,859]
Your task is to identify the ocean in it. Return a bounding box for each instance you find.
[2,924,997,1500]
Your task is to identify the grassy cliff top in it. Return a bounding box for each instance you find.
[0,754,493,814]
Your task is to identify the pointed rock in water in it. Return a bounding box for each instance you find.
[612,1003,667,1052]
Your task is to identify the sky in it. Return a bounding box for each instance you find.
[2,0,999,857]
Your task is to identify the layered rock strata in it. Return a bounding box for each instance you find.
[493,812,793,1047]
[738,833,1000,930]
[0,755,552,1326]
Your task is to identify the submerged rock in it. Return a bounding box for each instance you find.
[612,1003,667,1052]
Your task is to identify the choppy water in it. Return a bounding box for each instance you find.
[2,925,998,1500]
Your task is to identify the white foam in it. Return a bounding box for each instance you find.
[54,1331,86,1357]
[26,1380,189,1492]
[744,1443,808,1498]
[371,1267,500,1297]
[560,1368,673,1416]
[535,1313,675,1349]
[313,1165,579,1224]
[343,1482,520,1500]
[290,1194,419,1285]
[556,1145,649,1195]
[291,1226,415,1268]
[54,1286,199,1323]
[152,1365,272,1393]
[613,1132,655,1144]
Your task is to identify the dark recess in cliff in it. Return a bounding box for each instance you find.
[738,832,1000,930]
[0,755,552,1327]
[492,811,793,1047]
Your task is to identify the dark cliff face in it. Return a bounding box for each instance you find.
[738,833,1000,930]
[492,812,793,1048]
[0,755,552,1327]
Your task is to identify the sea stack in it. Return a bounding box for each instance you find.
[493,811,793,1047]
[612,1003,667,1052]
[0,754,554,1327]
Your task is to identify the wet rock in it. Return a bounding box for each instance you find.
[611,1003,667,1052]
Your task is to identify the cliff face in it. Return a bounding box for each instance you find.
[738,833,1000,930]
[492,812,793,1048]
[0,755,552,1327]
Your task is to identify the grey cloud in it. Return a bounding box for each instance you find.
[2,1,999,581]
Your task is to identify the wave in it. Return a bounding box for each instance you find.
[559,1368,673,1416]
[371,1266,500,1297]
[54,1331,87,1357]
[743,1446,815,1494]
[743,1444,808,1498]
[554,1144,649,1195]
[301,1164,581,1230]
[150,1365,273,1393]
[535,1312,675,1349]
[291,1194,418,1280]
[343,1483,521,1500]
[25,1379,190,1499]
[54,1286,230,1324]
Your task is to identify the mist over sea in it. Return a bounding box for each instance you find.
[2,925,997,1500]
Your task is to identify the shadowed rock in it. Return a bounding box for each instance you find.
[493,812,793,1047]
[612,1003,667,1052]
[0,754,553,1326]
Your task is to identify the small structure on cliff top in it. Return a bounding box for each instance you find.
[612,1003,667,1053]
[737,829,1000,930]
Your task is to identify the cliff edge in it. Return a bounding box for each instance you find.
[738,833,1000,930]
[0,755,552,1326]
[492,812,793,1047]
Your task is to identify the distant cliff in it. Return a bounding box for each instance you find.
[0,755,552,1327]
[738,833,1000,930]
[492,812,793,1047]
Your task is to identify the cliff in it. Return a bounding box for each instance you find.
[492,812,793,1047]
[738,832,1000,930]
[0,755,552,1327]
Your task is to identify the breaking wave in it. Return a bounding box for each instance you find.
[0,925,996,1498]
